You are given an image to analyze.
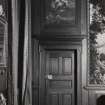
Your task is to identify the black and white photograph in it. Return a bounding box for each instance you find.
[0,0,105,105]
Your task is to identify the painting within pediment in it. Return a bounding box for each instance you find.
[45,0,76,25]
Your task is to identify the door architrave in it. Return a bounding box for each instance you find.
[39,41,82,105]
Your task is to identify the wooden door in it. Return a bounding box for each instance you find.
[40,50,76,105]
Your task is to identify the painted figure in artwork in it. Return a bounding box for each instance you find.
[46,0,75,24]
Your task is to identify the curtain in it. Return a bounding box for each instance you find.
[22,0,32,105]
[11,0,32,105]
[11,0,19,105]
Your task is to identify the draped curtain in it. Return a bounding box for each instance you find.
[11,0,32,105]
[22,0,32,105]
[11,0,19,104]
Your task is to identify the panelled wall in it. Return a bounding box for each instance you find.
[31,0,90,105]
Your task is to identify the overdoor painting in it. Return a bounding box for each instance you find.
[89,0,105,85]
[45,0,76,24]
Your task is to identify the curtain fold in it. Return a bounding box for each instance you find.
[22,0,32,105]
[11,0,32,104]
[11,0,19,105]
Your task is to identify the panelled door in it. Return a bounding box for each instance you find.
[40,50,77,105]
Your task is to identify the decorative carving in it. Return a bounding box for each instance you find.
[0,0,7,22]
[0,0,8,66]
[0,0,7,105]
[0,93,6,105]
[46,0,75,24]
[0,5,5,17]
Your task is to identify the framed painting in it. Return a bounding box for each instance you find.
[45,0,76,25]
[40,0,81,35]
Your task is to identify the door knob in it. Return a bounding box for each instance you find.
[46,74,53,80]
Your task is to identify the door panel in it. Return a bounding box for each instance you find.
[44,51,75,105]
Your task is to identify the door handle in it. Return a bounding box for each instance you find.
[46,74,53,80]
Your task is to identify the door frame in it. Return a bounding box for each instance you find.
[39,41,82,105]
